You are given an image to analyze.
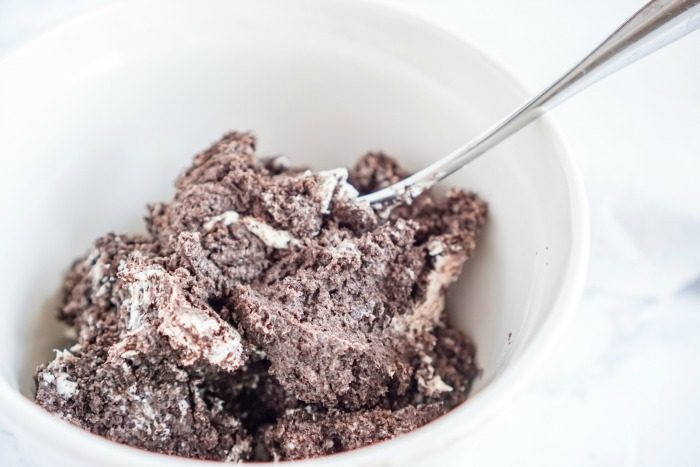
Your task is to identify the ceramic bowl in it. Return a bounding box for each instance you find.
[0,0,589,465]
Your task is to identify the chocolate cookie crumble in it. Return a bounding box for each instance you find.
[34,132,487,461]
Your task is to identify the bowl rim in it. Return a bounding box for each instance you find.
[0,0,590,464]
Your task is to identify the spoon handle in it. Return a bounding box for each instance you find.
[360,0,700,205]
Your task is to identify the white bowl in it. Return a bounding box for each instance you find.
[0,0,589,465]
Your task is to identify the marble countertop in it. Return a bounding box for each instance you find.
[2,1,699,466]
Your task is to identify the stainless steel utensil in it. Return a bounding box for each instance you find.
[360,0,700,205]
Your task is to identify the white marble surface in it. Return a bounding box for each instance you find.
[1,1,699,466]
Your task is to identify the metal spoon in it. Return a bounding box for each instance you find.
[359,0,700,205]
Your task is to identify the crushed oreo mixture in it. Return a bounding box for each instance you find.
[34,132,487,461]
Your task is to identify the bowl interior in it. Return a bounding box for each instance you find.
[0,0,581,463]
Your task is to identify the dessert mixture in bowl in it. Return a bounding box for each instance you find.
[34,132,487,461]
